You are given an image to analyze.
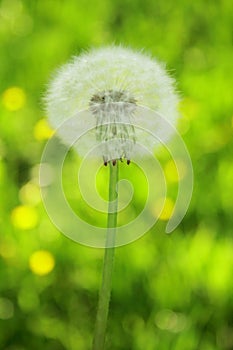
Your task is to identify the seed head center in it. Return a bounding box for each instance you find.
[89,90,136,165]
[90,90,136,106]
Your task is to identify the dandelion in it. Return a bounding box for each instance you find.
[45,46,179,165]
[44,46,180,350]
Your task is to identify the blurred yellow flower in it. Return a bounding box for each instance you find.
[164,160,179,183]
[11,205,38,230]
[153,197,175,221]
[2,87,26,111]
[29,250,55,276]
[33,118,54,141]
[164,159,187,183]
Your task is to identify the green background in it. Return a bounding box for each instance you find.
[0,0,232,349]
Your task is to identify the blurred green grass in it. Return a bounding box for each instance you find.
[0,0,233,349]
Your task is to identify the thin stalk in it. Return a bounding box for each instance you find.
[92,162,118,350]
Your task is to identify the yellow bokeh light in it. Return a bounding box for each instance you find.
[153,197,175,221]
[159,198,174,220]
[19,182,41,205]
[29,250,55,276]
[33,119,54,141]
[2,87,26,111]
[11,205,38,230]
[164,159,187,183]
[164,160,179,183]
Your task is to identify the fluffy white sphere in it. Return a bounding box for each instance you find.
[45,46,180,162]
[45,46,179,126]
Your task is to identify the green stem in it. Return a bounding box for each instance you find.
[92,162,118,350]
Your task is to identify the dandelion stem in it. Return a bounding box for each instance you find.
[92,162,118,350]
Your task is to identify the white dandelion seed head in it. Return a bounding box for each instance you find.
[45,46,180,162]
